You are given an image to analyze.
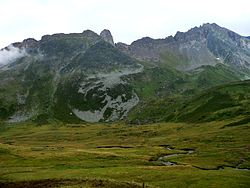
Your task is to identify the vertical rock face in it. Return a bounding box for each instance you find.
[100,29,115,46]
[117,23,250,73]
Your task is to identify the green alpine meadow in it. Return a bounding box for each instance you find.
[0,22,250,187]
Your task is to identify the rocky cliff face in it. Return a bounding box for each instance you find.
[100,29,115,46]
[0,24,249,124]
[117,23,250,74]
[0,30,141,123]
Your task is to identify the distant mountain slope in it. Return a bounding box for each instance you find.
[64,41,138,72]
[177,80,250,122]
[0,24,250,123]
[117,23,250,75]
[0,30,142,123]
[128,80,250,124]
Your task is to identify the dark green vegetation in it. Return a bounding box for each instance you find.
[0,23,250,123]
[129,80,250,124]
[0,29,140,123]
[0,120,249,187]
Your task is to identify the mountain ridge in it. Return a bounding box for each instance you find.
[117,23,250,74]
[0,23,250,123]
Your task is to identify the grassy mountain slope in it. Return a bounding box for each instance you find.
[129,62,187,98]
[0,24,249,123]
[189,63,244,88]
[128,80,250,124]
[0,31,142,123]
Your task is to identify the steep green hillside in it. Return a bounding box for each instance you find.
[189,63,244,88]
[0,24,250,123]
[0,31,141,123]
[176,80,250,122]
[129,56,244,99]
[129,63,187,98]
[128,80,250,123]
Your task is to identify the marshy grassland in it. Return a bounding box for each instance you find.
[0,120,249,187]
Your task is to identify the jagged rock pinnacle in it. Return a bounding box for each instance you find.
[100,29,115,46]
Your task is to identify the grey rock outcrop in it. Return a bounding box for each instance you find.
[100,29,115,46]
[117,23,250,73]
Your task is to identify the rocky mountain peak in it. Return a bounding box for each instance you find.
[202,23,219,28]
[100,29,115,46]
[82,30,100,38]
[174,24,213,42]
[10,38,38,50]
[1,24,250,124]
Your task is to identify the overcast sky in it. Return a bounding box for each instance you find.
[0,0,250,49]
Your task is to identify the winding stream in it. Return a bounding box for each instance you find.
[157,148,194,166]
[156,146,250,171]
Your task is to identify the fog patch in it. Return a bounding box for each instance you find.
[0,45,27,66]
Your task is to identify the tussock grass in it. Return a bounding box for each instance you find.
[0,121,249,187]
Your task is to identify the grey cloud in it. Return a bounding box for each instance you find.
[0,45,27,66]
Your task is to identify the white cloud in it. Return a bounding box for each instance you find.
[0,45,27,66]
[0,0,250,48]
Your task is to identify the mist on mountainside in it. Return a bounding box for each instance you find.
[0,45,27,67]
